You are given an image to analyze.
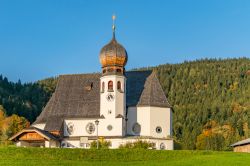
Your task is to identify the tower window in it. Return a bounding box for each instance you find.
[116,68,122,73]
[117,81,121,91]
[102,82,105,92]
[108,81,113,91]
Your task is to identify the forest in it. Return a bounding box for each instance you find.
[0,58,249,150]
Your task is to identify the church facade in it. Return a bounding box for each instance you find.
[10,19,174,150]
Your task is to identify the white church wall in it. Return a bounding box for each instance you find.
[64,118,123,137]
[98,118,123,136]
[105,138,173,150]
[127,107,151,136]
[150,107,172,138]
[151,139,174,150]
[126,107,137,135]
[60,137,173,150]
[127,106,172,139]
[100,75,126,118]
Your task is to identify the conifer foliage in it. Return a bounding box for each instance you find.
[153,58,250,150]
[0,58,249,149]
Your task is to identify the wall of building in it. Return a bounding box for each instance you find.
[45,140,58,148]
[127,107,151,136]
[64,118,123,137]
[61,137,173,150]
[16,141,30,147]
[106,138,173,150]
[150,107,172,138]
[127,106,172,138]
[16,141,47,147]
[233,144,250,153]
[100,75,126,118]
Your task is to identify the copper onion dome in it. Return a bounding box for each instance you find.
[99,15,128,75]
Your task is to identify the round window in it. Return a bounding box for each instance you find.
[156,126,162,133]
[86,123,95,134]
[66,122,74,135]
[132,123,141,134]
[160,143,166,150]
[107,125,113,131]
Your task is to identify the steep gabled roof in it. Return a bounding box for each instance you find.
[136,71,171,107]
[33,71,171,131]
[34,73,101,127]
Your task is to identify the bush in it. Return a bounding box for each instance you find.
[0,140,14,147]
[119,140,154,149]
[90,140,111,149]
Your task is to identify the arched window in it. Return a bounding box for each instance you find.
[117,81,121,91]
[102,82,105,92]
[116,68,122,73]
[108,81,113,91]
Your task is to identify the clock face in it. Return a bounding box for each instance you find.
[106,93,114,102]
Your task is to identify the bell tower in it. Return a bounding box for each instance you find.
[99,15,127,121]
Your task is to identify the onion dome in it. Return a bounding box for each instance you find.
[99,36,128,68]
[99,15,128,75]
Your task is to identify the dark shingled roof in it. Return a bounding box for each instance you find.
[33,71,171,131]
[126,71,170,107]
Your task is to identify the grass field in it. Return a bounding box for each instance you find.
[0,147,250,166]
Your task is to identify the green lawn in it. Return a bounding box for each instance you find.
[0,147,249,166]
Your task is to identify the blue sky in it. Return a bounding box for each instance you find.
[0,0,250,82]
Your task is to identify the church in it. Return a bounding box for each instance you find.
[9,17,174,150]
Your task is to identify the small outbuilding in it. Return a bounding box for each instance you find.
[9,127,60,148]
[231,138,250,153]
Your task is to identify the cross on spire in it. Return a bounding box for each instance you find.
[112,14,116,39]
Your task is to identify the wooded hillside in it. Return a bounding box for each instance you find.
[0,58,249,150]
[154,58,250,150]
[0,77,56,122]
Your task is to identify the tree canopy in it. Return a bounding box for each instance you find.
[0,58,249,150]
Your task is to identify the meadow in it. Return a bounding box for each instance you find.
[0,147,250,166]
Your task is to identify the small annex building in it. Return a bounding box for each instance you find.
[231,138,250,153]
[10,16,174,150]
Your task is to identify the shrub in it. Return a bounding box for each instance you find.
[0,140,13,147]
[119,140,154,149]
[90,140,111,149]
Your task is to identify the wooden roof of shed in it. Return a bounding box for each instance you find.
[9,127,58,141]
[231,138,250,147]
